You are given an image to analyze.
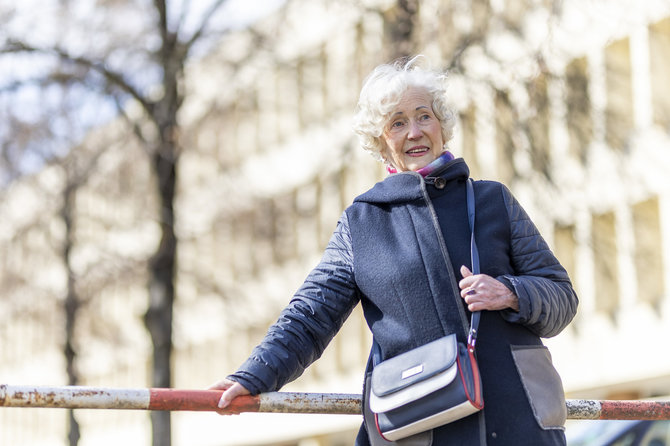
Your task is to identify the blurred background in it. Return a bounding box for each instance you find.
[1,0,670,445]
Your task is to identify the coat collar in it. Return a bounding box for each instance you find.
[354,158,470,205]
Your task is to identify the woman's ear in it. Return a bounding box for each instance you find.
[379,143,390,165]
[381,147,398,174]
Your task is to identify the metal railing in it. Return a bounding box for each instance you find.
[2,384,670,420]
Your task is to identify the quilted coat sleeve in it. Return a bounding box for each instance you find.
[497,185,579,338]
[227,212,360,394]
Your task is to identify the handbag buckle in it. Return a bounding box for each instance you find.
[467,327,477,352]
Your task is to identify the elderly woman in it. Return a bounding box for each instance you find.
[210,57,578,445]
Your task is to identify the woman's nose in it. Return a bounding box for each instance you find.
[407,121,422,139]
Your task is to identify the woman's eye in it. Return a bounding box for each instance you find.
[391,121,404,128]
[419,114,431,121]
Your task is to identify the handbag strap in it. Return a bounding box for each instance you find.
[466,178,481,352]
[370,178,481,365]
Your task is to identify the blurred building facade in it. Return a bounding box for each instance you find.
[2,0,670,445]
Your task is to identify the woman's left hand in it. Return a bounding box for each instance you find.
[208,378,251,414]
[459,265,520,312]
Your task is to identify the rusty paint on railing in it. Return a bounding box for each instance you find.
[2,384,670,420]
[258,392,362,415]
[568,398,670,420]
[0,384,149,410]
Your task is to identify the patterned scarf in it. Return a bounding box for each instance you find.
[386,151,455,177]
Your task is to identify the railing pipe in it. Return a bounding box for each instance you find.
[2,385,670,420]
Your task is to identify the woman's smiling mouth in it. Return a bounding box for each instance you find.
[406,146,430,156]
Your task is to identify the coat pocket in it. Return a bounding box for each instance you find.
[510,345,567,430]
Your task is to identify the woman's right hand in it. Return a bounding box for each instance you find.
[208,378,251,414]
[459,265,519,312]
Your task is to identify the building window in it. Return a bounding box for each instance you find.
[604,37,634,150]
[257,74,278,150]
[649,17,670,129]
[592,211,619,316]
[459,104,480,178]
[276,67,300,144]
[294,182,320,258]
[554,224,578,292]
[272,193,297,265]
[253,199,277,269]
[232,210,256,280]
[527,73,551,176]
[494,89,516,183]
[234,96,259,158]
[566,57,592,163]
[632,197,665,309]
[297,54,327,129]
[317,172,343,249]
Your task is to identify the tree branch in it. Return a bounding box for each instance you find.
[153,0,169,45]
[183,0,229,54]
[3,39,154,118]
[112,93,155,157]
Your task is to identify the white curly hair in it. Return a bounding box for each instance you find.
[352,56,456,162]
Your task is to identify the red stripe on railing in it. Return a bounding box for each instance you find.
[148,389,260,413]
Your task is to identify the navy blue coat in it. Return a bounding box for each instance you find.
[229,159,578,445]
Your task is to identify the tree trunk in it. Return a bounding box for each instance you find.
[144,6,182,439]
[145,139,177,446]
[62,183,81,446]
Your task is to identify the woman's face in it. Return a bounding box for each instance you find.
[380,87,444,172]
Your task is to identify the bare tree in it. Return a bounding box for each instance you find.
[0,57,108,442]
[0,1,286,444]
[60,140,110,446]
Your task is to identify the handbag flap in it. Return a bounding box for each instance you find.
[369,359,459,413]
[371,334,458,397]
